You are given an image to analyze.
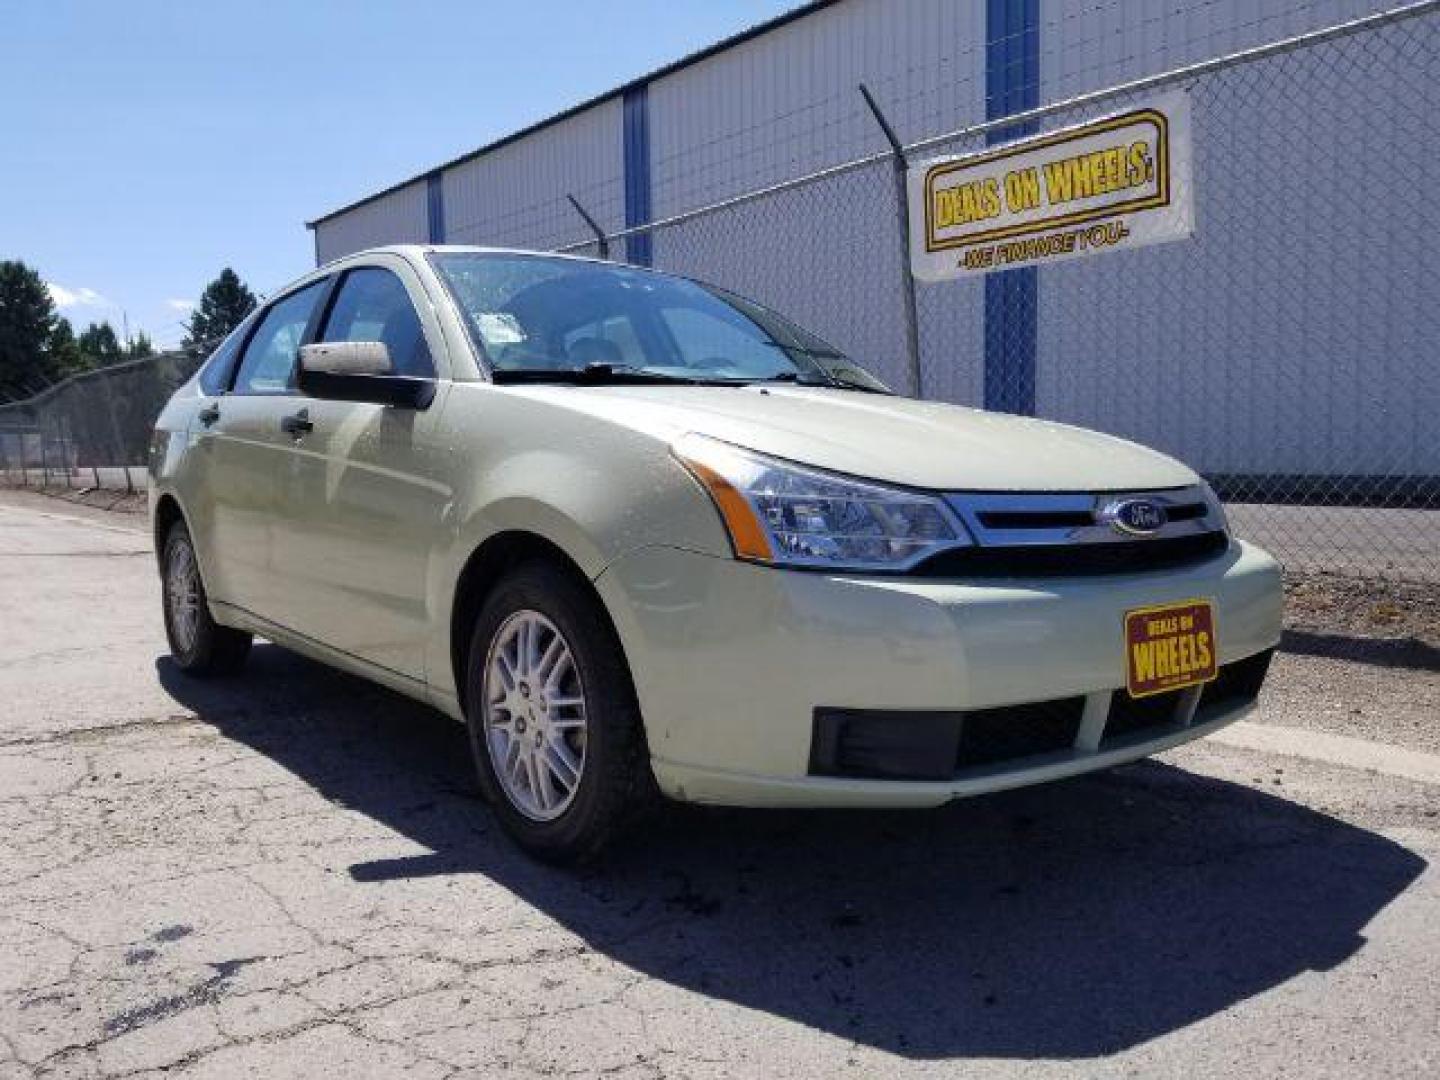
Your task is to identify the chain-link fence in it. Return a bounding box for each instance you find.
[0,350,204,497]
[559,1,1440,583]
[3,3,1435,582]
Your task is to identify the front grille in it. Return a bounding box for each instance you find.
[807,652,1274,783]
[954,697,1086,769]
[932,486,1229,578]
[1104,650,1274,745]
[1165,502,1209,522]
[978,509,1096,530]
[1104,688,1185,741]
[1198,649,1273,712]
[913,531,1229,577]
[976,499,1208,531]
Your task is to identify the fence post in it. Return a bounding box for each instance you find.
[59,414,75,490]
[38,425,51,488]
[95,374,135,495]
[859,83,924,399]
[566,194,610,260]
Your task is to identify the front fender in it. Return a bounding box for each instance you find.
[424,437,730,711]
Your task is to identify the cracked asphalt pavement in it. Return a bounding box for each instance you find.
[1,490,1437,1078]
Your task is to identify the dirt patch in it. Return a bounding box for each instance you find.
[1285,571,1438,646]
[0,481,147,518]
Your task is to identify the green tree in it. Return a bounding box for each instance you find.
[48,316,86,376]
[184,267,256,350]
[0,259,60,400]
[126,330,154,359]
[78,321,123,366]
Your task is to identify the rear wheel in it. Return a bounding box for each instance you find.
[465,561,649,863]
[162,520,252,676]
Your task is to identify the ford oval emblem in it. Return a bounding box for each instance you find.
[1100,498,1168,537]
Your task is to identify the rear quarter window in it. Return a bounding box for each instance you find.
[195,321,251,395]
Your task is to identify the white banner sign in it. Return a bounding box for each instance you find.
[908,91,1194,282]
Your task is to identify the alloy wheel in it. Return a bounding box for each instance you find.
[165,538,201,654]
[483,609,588,820]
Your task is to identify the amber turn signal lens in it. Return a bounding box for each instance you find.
[674,453,773,562]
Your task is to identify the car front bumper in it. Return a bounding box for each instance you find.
[594,540,1283,807]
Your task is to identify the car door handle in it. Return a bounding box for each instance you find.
[280,408,313,437]
[197,404,221,427]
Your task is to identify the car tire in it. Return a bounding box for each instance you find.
[464,559,650,863]
[161,520,252,676]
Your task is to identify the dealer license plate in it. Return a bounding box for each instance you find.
[1124,599,1218,698]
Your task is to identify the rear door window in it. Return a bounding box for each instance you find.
[232,281,328,395]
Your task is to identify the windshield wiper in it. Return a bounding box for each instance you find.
[756,339,845,360]
[757,370,893,395]
[490,363,742,387]
[756,371,837,387]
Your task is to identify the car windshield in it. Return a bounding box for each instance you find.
[430,252,889,391]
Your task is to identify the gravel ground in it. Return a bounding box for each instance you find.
[1285,571,1438,643]
[1264,648,1439,757]
[0,483,147,518]
[1267,573,1440,755]
[1,489,1436,1079]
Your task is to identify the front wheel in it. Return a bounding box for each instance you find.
[465,561,650,863]
[161,520,252,676]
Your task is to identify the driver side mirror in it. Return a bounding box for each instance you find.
[297,342,435,409]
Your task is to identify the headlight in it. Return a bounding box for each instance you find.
[673,434,971,570]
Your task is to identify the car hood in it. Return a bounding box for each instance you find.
[503,384,1198,491]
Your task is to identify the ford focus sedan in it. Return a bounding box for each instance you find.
[150,246,1282,861]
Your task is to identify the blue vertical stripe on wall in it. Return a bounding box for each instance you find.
[623,85,653,266]
[426,171,445,244]
[983,0,1039,414]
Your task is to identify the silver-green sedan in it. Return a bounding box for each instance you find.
[150,246,1282,861]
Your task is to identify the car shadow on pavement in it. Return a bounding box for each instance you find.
[159,645,1426,1062]
[1281,627,1440,671]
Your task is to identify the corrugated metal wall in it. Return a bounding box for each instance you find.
[305,0,1436,478]
[1039,0,1390,98]
[646,0,988,400]
[441,99,625,252]
[648,0,986,216]
[313,180,428,266]
[305,0,993,401]
[1032,0,1435,476]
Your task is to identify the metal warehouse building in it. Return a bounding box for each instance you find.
[307,0,1439,495]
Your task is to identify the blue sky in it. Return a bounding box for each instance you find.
[1,0,800,349]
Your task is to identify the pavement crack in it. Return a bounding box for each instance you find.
[99,957,265,1039]
[102,974,230,1037]
[4,550,150,558]
[0,714,201,749]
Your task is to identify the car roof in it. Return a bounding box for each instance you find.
[314,244,627,276]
